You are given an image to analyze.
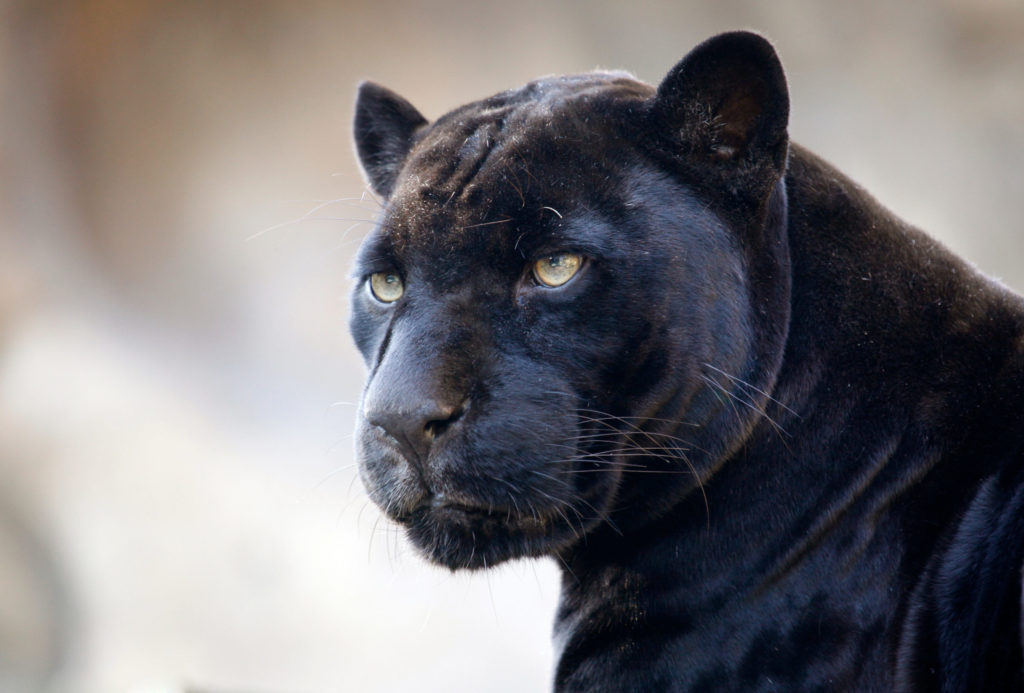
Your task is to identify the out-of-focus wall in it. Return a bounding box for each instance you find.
[0,1,1021,691]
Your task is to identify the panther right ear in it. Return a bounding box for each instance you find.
[652,31,789,175]
[353,81,428,198]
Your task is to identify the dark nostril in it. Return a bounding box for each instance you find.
[424,405,465,440]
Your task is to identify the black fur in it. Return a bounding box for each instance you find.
[348,31,1024,691]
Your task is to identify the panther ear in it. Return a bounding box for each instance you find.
[353,81,429,198]
[652,31,789,172]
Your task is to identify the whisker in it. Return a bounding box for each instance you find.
[247,195,379,241]
[460,217,513,230]
[312,463,359,491]
[559,468,694,475]
[702,362,799,417]
[360,186,385,210]
[700,373,790,439]
[575,409,702,429]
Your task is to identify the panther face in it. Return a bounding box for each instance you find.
[350,39,791,570]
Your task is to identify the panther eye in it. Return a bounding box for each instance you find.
[533,252,583,288]
[368,271,404,303]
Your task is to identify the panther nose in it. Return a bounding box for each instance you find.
[364,398,465,462]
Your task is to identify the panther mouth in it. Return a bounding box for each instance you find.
[428,497,502,522]
[396,493,559,569]
[409,495,531,527]
[390,494,493,525]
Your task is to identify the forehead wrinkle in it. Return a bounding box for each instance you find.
[402,79,632,211]
[384,74,653,256]
[403,108,514,207]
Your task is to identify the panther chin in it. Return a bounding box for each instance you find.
[398,497,574,570]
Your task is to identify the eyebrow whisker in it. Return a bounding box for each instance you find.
[460,217,513,230]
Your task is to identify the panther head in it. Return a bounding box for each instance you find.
[349,31,792,569]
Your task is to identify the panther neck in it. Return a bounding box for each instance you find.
[552,144,1024,690]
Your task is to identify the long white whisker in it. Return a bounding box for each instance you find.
[702,362,799,417]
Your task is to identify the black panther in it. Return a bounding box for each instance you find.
[348,31,1024,691]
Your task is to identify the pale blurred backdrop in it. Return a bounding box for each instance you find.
[1,1,1022,691]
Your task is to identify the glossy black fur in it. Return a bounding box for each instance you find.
[348,32,1024,691]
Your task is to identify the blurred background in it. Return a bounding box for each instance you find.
[1,1,1022,691]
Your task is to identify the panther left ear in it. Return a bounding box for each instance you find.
[652,31,789,173]
[353,81,429,198]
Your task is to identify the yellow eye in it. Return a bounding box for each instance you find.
[533,253,583,288]
[369,272,404,303]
